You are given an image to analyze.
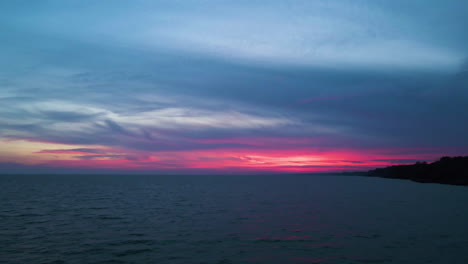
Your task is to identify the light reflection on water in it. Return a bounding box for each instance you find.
[1,174,468,264]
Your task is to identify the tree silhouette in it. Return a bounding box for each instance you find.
[367,156,468,185]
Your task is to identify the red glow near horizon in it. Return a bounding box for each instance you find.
[35,147,451,173]
[2,137,465,173]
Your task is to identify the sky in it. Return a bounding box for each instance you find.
[1,0,467,174]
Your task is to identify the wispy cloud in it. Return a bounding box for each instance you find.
[35,148,106,155]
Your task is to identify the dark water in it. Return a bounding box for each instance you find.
[1,174,468,264]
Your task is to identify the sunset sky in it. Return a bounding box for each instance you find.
[1,0,467,173]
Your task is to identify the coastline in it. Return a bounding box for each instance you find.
[365,156,468,186]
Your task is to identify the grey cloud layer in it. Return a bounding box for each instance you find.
[1,0,467,155]
[3,0,466,70]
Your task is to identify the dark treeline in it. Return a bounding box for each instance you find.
[367,156,468,186]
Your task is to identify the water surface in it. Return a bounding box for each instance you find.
[1,174,468,263]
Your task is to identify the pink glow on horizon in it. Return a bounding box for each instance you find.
[3,137,465,173]
[33,147,453,173]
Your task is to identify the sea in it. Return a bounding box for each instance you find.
[1,174,468,264]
